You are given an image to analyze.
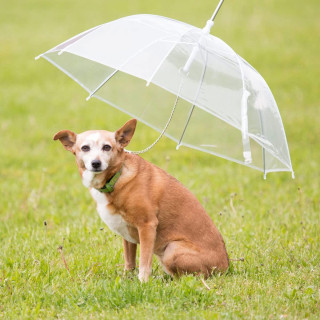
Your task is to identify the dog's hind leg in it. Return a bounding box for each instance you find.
[160,241,228,278]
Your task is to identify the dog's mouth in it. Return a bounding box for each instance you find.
[84,162,107,173]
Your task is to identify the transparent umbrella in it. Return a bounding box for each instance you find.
[36,0,294,178]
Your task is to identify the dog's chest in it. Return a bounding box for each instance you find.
[90,188,137,243]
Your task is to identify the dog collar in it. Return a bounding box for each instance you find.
[98,167,122,193]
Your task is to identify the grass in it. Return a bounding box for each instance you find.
[1,0,319,318]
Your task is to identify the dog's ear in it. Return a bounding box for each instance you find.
[53,130,77,153]
[115,119,137,148]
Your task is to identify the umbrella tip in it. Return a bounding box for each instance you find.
[176,144,181,150]
[243,151,252,164]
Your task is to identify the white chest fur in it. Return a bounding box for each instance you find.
[89,188,137,243]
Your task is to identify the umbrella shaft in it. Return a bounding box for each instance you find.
[210,0,225,22]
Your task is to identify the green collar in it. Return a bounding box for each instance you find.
[98,167,123,193]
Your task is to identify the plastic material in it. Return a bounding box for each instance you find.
[37,14,293,176]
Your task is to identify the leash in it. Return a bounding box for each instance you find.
[124,77,185,155]
[124,94,180,155]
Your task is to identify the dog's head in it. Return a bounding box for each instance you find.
[53,119,137,184]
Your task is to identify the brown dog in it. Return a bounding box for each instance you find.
[54,119,229,282]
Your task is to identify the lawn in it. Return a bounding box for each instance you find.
[0,0,319,319]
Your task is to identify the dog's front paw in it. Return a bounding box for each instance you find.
[124,262,136,271]
[138,268,151,282]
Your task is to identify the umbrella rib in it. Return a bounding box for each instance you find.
[161,40,194,45]
[86,69,119,100]
[176,48,208,149]
[145,27,199,85]
[240,59,294,177]
[87,34,179,100]
[176,105,195,148]
[41,55,92,93]
[234,51,252,164]
[146,41,181,86]
[57,25,104,56]
[257,109,267,179]
[35,24,103,60]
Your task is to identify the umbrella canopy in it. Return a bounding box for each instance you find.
[36,13,294,178]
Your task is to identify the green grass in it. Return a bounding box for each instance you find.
[1,0,319,318]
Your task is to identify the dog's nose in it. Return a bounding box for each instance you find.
[91,160,101,169]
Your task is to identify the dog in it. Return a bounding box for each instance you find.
[53,119,229,282]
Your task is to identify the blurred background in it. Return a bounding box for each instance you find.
[0,0,319,318]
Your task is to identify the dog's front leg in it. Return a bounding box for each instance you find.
[137,221,158,282]
[123,239,137,271]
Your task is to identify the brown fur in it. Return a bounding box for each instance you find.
[54,119,229,282]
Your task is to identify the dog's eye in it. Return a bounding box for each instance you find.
[81,145,90,152]
[102,144,111,151]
